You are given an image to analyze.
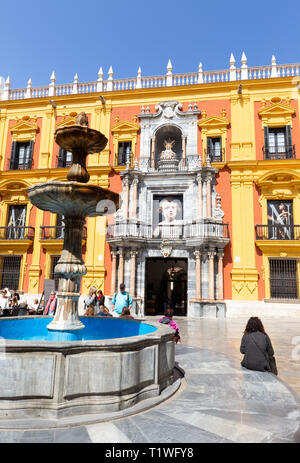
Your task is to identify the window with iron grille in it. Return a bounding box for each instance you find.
[50,255,60,291]
[0,255,22,290]
[269,258,298,299]
[57,148,73,167]
[207,137,222,162]
[9,141,34,170]
[6,205,27,239]
[117,141,131,165]
[263,126,294,159]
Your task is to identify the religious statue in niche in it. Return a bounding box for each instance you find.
[160,139,177,161]
[267,200,293,239]
[153,195,183,239]
[157,138,179,171]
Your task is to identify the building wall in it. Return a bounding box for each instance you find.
[0,75,299,304]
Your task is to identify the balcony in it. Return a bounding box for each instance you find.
[107,221,229,241]
[262,145,295,160]
[40,226,87,240]
[0,226,35,240]
[204,148,225,163]
[255,224,300,240]
[8,159,33,170]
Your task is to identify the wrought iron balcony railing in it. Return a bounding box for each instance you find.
[40,226,87,240]
[0,226,35,240]
[262,145,295,160]
[106,221,229,240]
[9,159,33,170]
[204,148,225,163]
[255,224,300,240]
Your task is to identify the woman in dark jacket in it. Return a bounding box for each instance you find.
[240,317,275,373]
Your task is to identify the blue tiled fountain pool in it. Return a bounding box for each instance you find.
[0,316,157,342]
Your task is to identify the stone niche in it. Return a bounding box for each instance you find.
[0,319,175,420]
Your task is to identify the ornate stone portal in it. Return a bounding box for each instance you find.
[107,101,230,318]
[28,114,119,331]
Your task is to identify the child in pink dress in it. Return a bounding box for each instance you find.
[159,307,181,343]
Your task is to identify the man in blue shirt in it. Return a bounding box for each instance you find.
[112,283,133,316]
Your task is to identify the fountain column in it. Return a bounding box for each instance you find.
[123,176,130,220]
[49,216,86,331]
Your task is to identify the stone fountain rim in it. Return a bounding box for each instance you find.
[0,317,174,350]
[27,180,117,193]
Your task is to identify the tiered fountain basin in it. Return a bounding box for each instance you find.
[0,317,175,420]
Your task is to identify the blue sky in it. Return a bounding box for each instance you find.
[1,0,299,88]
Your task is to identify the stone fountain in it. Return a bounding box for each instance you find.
[0,113,178,423]
[27,112,118,331]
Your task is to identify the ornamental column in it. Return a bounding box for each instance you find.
[118,249,125,286]
[131,177,139,219]
[182,135,187,167]
[194,250,201,299]
[130,250,138,297]
[111,250,118,295]
[217,250,224,300]
[208,248,215,300]
[150,137,155,168]
[196,173,203,217]
[123,176,130,220]
[206,174,212,218]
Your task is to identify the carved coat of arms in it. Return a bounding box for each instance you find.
[160,240,172,258]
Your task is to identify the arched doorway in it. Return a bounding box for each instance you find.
[145,258,187,315]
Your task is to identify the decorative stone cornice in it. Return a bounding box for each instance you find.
[258,100,296,127]
[10,118,39,142]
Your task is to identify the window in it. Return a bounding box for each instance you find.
[57,148,73,167]
[269,259,298,299]
[6,205,27,239]
[206,137,222,162]
[117,142,132,166]
[10,141,33,170]
[263,126,294,159]
[0,255,22,290]
[55,214,65,239]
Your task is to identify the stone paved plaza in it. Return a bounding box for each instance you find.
[1,309,300,443]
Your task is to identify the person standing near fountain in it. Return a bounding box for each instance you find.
[112,283,132,317]
[0,290,9,316]
[83,286,99,316]
[44,291,58,317]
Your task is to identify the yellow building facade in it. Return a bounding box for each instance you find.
[0,57,299,308]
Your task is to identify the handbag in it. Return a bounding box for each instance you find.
[250,334,278,375]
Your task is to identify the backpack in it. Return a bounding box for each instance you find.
[159,316,171,325]
[114,292,130,306]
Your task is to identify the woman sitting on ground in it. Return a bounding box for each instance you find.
[158,307,181,344]
[240,316,276,374]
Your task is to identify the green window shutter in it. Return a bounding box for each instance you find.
[58,148,65,167]
[207,137,213,158]
[28,140,34,168]
[285,125,293,157]
[118,143,124,165]
[263,126,269,158]
[9,142,17,169]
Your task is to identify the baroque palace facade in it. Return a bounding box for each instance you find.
[0,55,300,317]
